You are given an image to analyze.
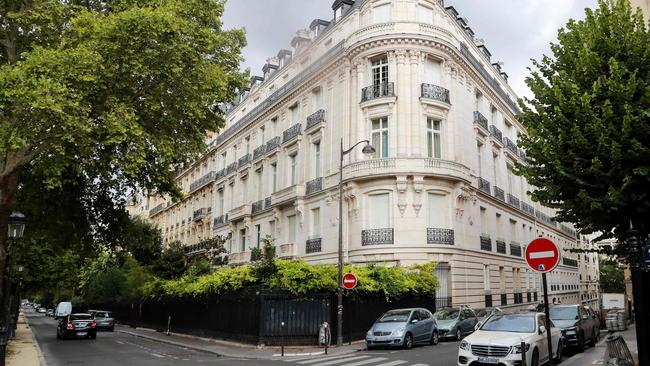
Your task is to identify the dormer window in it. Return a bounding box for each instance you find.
[332,0,354,22]
[309,19,330,37]
[277,49,292,68]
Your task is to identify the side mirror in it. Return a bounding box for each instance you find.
[539,326,546,335]
[410,319,419,324]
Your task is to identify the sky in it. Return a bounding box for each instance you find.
[221,0,598,100]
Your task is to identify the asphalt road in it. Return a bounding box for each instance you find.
[27,310,603,366]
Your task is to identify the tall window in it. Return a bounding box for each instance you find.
[373,3,390,23]
[257,169,263,199]
[255,224,261,249]
[480,207,487,235]
[492,153,499,185]
[371,117,389,158]
[313,142,321,179]
[259,125,265,145]
[371,57,388,86]
[496,213,502,239]
[245,136,250,155]
[424,57,441,84]
[311,208,320,237]
[312,87,322,111]
[369,193,390,229]
[477,142,483,177]
[218,189,224,214]
[239,228,246,252]
[507,165,514,194]
[427,118,442,158]
[289,154,297,185]
[221,152,227,170]
[289,104,299,123]
[271,163,277,192]
[287,215,297,243]
[428,193,448,228]
[269,220,276,239]
[510,219,517,242]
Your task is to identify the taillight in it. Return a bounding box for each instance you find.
[66,322,74,330]
[91,321,97,328]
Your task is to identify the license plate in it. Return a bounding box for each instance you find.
[477,357,499,364]
[374,336,387,341]
[77,332,87,336]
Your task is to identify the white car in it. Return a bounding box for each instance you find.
[458,312,562,366]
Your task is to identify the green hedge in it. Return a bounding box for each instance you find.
[143,259,439,300]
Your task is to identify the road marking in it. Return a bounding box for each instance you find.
[409,364,429,366]
[342,357,387,366]
[116,341,125,345]
[374,361,408,366]
[294,354,361,364]
[151,353,165,358]
[529,251,554,259]
[306,356,370,366]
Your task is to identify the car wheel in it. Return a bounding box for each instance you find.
[455,328,462,341]
[591,329,597,346]
[109,326,114,332]
[90,334,96,340]
[430,331,439,345]
[530,348,539,366]
[555,340,563,363]
[403,333,413,350]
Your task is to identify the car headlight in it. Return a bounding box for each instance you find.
[459,340,470,351]
[512,343,530,354]
[564,327,577,335]
[366,330,373,337]
[392,327,405,337]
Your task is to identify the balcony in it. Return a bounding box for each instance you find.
[238,154,251,169]
[265,136,281,153]
[189,171,216,193]
[149,203,166,217]
[505,137,519,157]
[271,184,305,206]
[306,237,322,254]
[251,199,265,214]
[521,202,535,216]
[282,123,302,144]
[305,109,326,132]
[510,242,522,257]
[563,257,578,267]
[493,186,505,201]
[226,162,238,175]
[215,168,226,181]
[478,177,491,194]
[496,240,506,254]
[228,204,252,222]
[426,228,454,245]
[305,177,323,195]
[343,158,470,183]
[421,83,450,104]
[230,251,251,265]
[473,111,489,133]
[361,82,395,102]
[507,193,520,209]
[278,243,295,258]
[480,236,492,251]
[213,214,228,227]
[362,228,394,246]
[264,196,272,209]
[252,144,267,161]
[489,125,503,144]
[193,207,209,221]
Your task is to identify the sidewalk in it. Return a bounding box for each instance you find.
[6,312,44,366]
[116,324,364,359]
[563,326,638,366]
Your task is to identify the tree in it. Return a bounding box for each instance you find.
[121,216,163,266]
[599,258,626,293]
[152,241,187,280]
[0,0,247,316]
[517,0,650,242]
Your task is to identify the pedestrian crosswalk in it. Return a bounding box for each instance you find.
[282,353,430,366]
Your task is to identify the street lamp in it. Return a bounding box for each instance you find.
[1,212,26,364]
[7,212,26,240]
[337,138,375,347]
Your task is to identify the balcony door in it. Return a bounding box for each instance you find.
[371,56,388,87]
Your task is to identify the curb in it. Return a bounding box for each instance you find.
[23,314,48,366]
[116,329,363,360]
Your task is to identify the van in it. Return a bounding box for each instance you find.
[55,302,72,319]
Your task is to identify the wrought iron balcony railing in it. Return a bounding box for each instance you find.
[306,237,322,254]
[496,240,506,254]
[489,125,503,144]
[193,207,207,221]
[507,193,520,209]
[305,177,323,195]
[478,177,491,194]
[251,200,264,214]
[473,111,489,131]
[421,83,450,104]
[252,144,267,161]
[521,202,535,216]
[149,203,166,217]
[361,228,394,245]
[282,123,302,144]
[265,136,281,152]
[226,162,238,175]
[306,109,326,131]
[480,235,492,251]
[505,137,519,155]
[213,213,228,227]
[238,154,251,168]
[510,242,522,257]
[427,228,455,245]
[361,82,395,102]
[494,186,505,201]
[215,168,226,181]
[264,196,272,209]
[189,171,216,193]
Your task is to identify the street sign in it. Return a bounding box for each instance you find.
[525,238,561,273]
[342,273,357,289]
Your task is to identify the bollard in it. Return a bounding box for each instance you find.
[166,315,171,336]
[281,321,285,357]
[521,341,527,366]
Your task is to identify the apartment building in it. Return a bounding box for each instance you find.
[144,0,589,310]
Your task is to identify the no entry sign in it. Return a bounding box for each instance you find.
[525,238,560,273]
[342,273,357,289]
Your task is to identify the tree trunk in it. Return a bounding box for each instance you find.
[0,168,20,326]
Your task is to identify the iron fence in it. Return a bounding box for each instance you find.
[427,228,454,245]
[361,82,395,102]
[421,83,450,103]
[361,228,394,245]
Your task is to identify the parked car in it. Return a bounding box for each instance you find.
[366,308,438,349]
[584,306,601,339]
[434,307,478,340]
[45,309,54,317]
[56,313,97,340]
[37,307,47,313]
[92,311,115,331]
[475,307,503,323]
[55,302,72,319]
[458,312,562,366]
[549,304,598,352]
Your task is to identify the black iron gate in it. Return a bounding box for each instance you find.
[258,293,330,345]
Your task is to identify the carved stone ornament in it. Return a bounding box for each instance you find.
[396,176,408,217]
[294,199,305,227]
[412,176,425,217]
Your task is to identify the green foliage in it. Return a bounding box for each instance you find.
[250,247,263,262]
[152,241,187,279]
[187,236,228,267]
[599,257,626,293]
[252,236,277,282]
[121,216,162,266]
[517,0,650,243]
[84,266,127,304]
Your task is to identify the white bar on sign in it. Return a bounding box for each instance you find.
[529,251,554,259]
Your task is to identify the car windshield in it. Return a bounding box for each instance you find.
[481,315,535,333]
[434,309,459,320]
[377,310,411,323]
[549,307,578,320]
[96,311,112,318]
[70,314,92,320]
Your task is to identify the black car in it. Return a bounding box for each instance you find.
[549,304,598,352]
[57,313,97,340]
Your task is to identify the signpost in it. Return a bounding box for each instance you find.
[342,273,357,290]
[525,238,561,366]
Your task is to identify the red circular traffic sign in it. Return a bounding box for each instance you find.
[525,238,561,273]
[342,273,358,289]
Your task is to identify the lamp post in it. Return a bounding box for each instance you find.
[627,222,648,366]
[337,138,375,347]
[0,212,26,365]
